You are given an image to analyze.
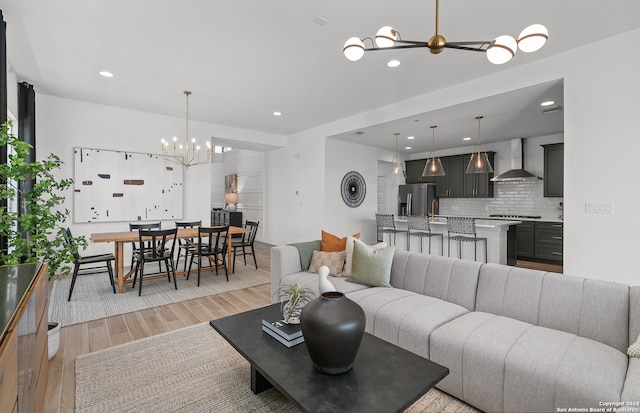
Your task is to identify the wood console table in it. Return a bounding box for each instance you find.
[91,226,250,293]
[0,262,49,413]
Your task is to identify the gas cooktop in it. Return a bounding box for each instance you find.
[489,214,542,219]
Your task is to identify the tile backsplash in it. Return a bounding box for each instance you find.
[439,180,563,220]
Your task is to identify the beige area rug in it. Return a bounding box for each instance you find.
[49,263,270,327]
[75,322,480,413]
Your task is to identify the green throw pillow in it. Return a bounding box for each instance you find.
[346,241,394,287]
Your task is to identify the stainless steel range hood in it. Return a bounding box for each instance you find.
[491,138,542,182]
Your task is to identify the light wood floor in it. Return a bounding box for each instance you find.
[43,242,561,413]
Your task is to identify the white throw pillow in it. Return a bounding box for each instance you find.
[629,334,640,358]
[342,236,387,277]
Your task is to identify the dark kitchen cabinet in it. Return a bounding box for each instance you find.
[515,221,535,258]
[534,221,563,262]
[405,159,435,183]
[435,155,464,198]
[463,152,495,198]
[543,143,564,197]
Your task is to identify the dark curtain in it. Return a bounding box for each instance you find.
[0,11,8,255]
[17,82,35,216]
[17,83,35,251]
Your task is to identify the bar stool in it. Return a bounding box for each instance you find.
[447,217,487,262]
[407,215,443,254]
[375,213,407,247]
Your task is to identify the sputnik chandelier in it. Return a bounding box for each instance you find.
[161,90,211,167]
[343,0,548,65]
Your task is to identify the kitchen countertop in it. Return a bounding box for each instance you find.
[397,214,563,224]
[396,216,521,228]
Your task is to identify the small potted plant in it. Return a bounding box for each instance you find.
[274,283,315,324]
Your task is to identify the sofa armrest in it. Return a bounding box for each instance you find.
[270,245,303,303]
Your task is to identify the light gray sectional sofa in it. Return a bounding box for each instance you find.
[271,245,640,413]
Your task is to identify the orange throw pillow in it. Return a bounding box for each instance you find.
[321,230,361,252]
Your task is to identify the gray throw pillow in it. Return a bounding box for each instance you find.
[346,241,394,288]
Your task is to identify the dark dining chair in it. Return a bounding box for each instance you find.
[129,222,161,274]
[174,220,201,271]
[131,228,178,296]
[230,220,259,270]
[64,228,116,301]
[187,226,228,285]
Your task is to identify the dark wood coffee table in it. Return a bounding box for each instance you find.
[209,303,449,413]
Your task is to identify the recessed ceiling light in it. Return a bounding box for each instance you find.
[463,137,472,141]
[273,111,282,116]
[407,136,415,140]
[387,59,401,68]
[99,71,114,78]
[404,146,412,150]
[540,100,555,106]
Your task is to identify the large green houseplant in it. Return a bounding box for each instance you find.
[0,120,85,278]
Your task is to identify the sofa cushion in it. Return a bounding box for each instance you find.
[476,265,630,353]
[504,327,628,413]
[321,230,360,252]
[308,250,345,276]
[346,242,394,287]
[431,311,629,413]
[389,251,481,312]
[475,264,545,325]
[346,287,469,359]
[622,358,640,402]
[429,312,530,411]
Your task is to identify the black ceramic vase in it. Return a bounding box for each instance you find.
[300,291,366,375]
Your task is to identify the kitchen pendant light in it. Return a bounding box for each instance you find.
[466,116,494,174]
[391,132,405,177]
[422,125,445,177]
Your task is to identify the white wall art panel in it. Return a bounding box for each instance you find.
[73,147,183,223]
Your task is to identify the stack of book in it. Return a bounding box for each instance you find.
[261,315,304,347]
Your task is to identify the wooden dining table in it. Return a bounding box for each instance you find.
[91,226,251,293]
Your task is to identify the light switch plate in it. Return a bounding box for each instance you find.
[585,202,613,214]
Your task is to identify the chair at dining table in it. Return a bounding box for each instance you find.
[64,228,116,301]
[131,228,178,296]
[187,226,229,285]
[229,220,259,271]
[129,222,161,274]
[174,220,202,271]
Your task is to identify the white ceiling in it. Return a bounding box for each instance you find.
[1,0,639,153]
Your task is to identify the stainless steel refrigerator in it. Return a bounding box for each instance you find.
[398,183,439,217]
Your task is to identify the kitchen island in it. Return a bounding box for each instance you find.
[392,216,520,265]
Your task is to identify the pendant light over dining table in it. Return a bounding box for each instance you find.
[422,125,445,177]
[161,91,211,167]
[466,116,494,174]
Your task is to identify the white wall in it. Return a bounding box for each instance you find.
[211,148,264,239]
[323,139,396,244]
